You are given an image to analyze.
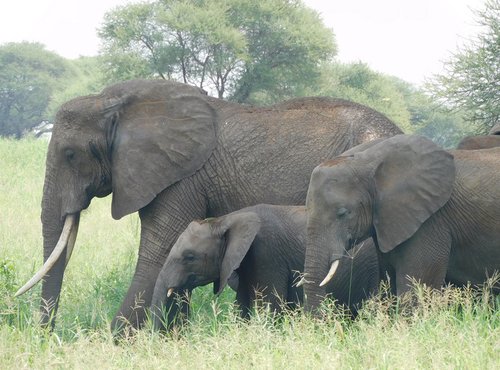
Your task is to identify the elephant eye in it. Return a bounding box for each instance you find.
[336,207,348,218]
[184,253,196,263]
[65,148,76,162]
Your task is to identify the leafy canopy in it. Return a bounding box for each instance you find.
[427,0,500,132]
[98,0,336,102]
[0,42,72,138]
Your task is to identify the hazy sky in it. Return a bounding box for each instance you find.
[0,0,486,85]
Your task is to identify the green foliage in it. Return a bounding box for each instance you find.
[310,62,473,146]
[427,0,500,132]
[0,259,16,296]
[46,56,106,118]
[0,43,106,139]
[415,110,475,148]
[0,42,73,138]
[314,63,413,132]
[98,0,336,102]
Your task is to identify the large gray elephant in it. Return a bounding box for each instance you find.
[151,204,380,325]
[16,79,401,333]
[303,135,500,311]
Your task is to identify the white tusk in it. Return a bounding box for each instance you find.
[167,288,175,298]
[319,260,340,287]
[65,215,80,267]
[15,214,77,297]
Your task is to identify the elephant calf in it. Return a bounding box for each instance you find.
[151,204,380,323]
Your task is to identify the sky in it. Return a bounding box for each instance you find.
[0,0,487,86]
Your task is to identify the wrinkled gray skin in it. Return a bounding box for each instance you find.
[152,205,379,326]
[457,123,500,149]
[457,136,500,150]
[33,79,401,334]
[304,135,500,312]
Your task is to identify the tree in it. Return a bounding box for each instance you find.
[0,42,73,138]
[313,62,414,132]
[427,0,500,132]
[46,56,106,119]
[310,61,468,146]
[98,0,336,102]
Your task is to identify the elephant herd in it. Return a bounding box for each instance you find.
[15,79,499,335]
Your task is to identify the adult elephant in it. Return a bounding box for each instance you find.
[16,79,401,333]
[303,135,500,312]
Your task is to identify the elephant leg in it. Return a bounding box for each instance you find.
[287,271,304,310]
[265,278,289,313]
[236,282,251,319]
[390,227,452,295]
[111,178,207,335]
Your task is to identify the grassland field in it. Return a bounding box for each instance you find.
[0,138,498,369]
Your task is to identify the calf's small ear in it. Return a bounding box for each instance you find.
[215,212,261,294]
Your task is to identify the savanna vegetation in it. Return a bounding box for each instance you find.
[0,138,499,368]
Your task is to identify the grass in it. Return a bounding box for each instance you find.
[0,138,499,369]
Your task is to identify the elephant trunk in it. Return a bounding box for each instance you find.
[304,223,345,314]
[16,159,81,328]
[150,262,185,331]
[39,213,80,327]
[150,272,169,330]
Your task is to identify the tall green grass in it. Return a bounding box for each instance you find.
[0,138,498,369]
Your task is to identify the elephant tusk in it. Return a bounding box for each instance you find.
[65,215,80,267]
[319,260,340,287]
[15,214,77,297]
[167,288,175,298]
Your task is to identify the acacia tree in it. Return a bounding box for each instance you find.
[0,42,73,138]
[98,0,336,102]
[428,0,500,132]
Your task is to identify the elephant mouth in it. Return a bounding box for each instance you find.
[165,274,213,297]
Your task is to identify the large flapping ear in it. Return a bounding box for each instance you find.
[102,80,216,219]
[215,212,261,295]
[371,135,456,253]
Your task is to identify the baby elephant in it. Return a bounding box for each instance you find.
[151,204,379,323]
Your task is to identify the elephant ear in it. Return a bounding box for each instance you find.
[341,137,386,156]
[214,212,261,295]
[106,80,217,219]
[372,135,456,253]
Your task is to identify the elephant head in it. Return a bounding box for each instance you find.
[304,135,455,311]
[15,79,217,327]
[151,212,261,325]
